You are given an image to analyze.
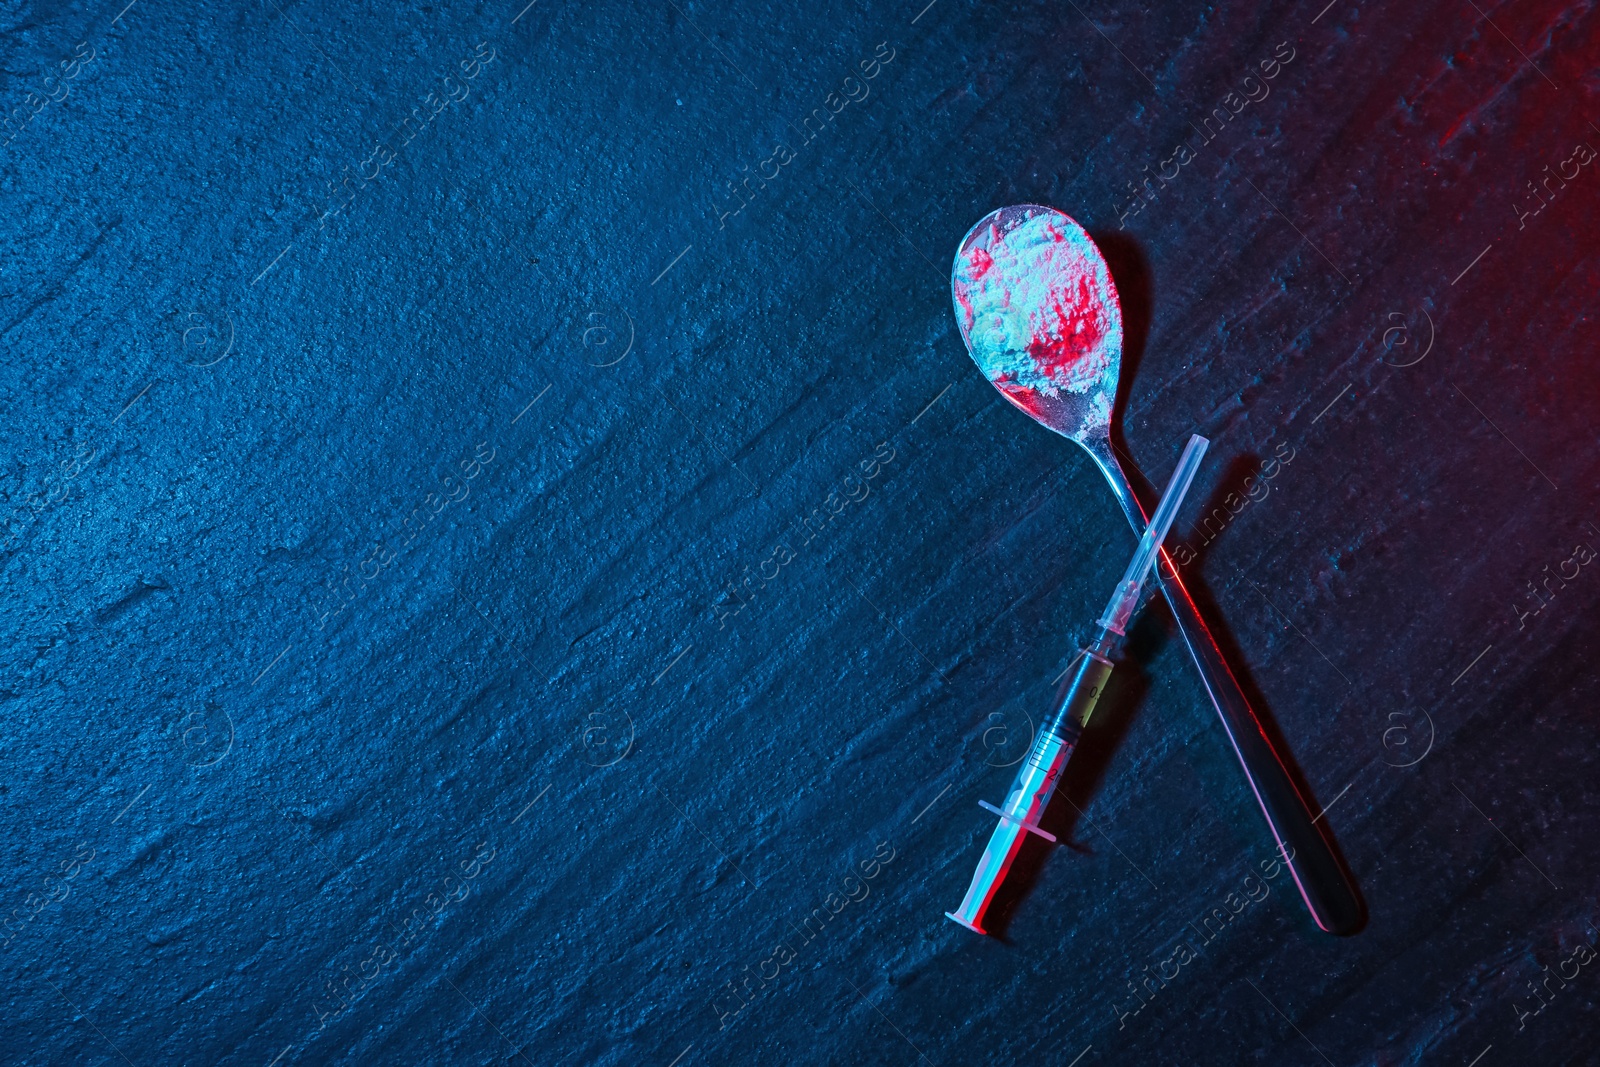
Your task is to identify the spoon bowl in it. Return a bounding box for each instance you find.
[952,204,1121,444]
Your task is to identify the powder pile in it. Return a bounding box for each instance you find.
[952,212,1121,422]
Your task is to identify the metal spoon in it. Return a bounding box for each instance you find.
[951,203,1362,936]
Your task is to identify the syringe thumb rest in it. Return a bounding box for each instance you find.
[946,650,1115,935]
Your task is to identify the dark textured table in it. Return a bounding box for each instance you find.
[3,0,1597,1064]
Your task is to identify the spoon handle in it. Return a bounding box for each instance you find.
[1092,450,1364,935]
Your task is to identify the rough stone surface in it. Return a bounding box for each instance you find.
[1,1,1597,1064]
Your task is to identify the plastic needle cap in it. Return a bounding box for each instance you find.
[1097,433,1209,635]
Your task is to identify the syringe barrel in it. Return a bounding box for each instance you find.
[946,648,1114,935]
[947,434,1208,936]
[1003,649,1114,822]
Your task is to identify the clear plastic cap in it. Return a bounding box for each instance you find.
[1097,434,1209,634]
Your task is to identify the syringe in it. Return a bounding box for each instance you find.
[946,433,1209,935]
